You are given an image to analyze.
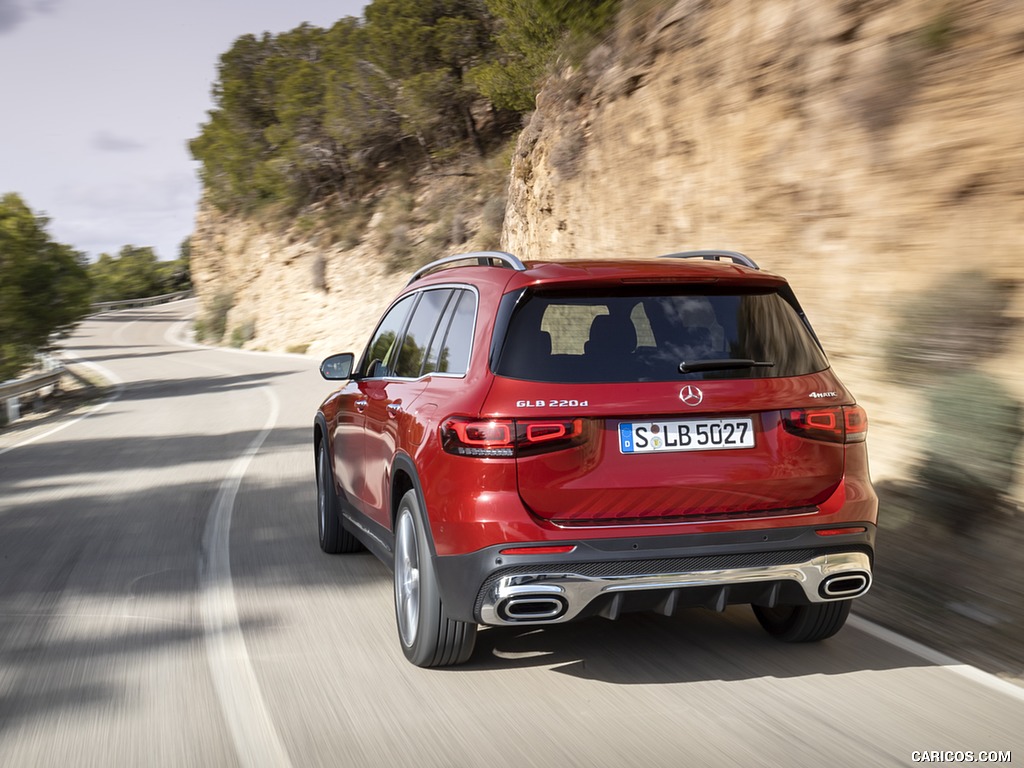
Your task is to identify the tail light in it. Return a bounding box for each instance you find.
[783,405,868,444]
[441,417,586,458]
[442,419,515,457]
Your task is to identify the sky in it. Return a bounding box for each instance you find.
[0,0,368,261]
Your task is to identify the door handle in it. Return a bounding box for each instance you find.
[355,399,368,413]
[386,402,403,418]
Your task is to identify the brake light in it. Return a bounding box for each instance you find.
[442,419,515,457]
[783,405,868,444]
[441,417,586,457]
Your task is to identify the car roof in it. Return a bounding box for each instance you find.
[512,259,786,288]
[408,256,789,294]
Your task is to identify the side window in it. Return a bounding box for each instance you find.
[393,289,453,378]
[422,293,459,375]
[433,290,476,375]
[361,295,414,378]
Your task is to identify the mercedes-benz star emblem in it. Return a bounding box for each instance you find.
[679,385,704,406]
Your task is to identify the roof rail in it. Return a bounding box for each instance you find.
[406,251,528,286]
[659,250,759,270]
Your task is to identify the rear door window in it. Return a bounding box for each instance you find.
[496,289,828,383]
[422,293,460,375]
[429,289,475,376]
[393,289,454,378]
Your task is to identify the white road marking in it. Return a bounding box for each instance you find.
[199,384,294,768]
[849,615,1024,702]
[111,316,138,345]
[10,312,299,767]
[154,308,300,766]
[0,353,124,458]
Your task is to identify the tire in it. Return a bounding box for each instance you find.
[316,442,361,554]
[752,600,852,642]
[393,489,477,667]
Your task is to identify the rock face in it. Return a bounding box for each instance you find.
[191,161,509,361]
[191,202,393,361]
[190,0,1024,493]
[502,0,1024,490]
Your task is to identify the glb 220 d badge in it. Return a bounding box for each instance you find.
[516,399,590,408]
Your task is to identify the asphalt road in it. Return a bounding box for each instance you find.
[1,300,1021,768]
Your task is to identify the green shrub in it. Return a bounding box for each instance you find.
[229,320,256,348]
[920,8,956,52]
[915,371,1022,534]
[886,270,1023,534]
[197,291,234,343]
[885,271,1016,380]
[478,196,507,248]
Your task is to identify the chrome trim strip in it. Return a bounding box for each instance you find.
[363,284,480,382]
[549,509,818,529]
[341,511,392,555]
[479,551,871,626]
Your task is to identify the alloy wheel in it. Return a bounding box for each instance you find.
[317,448,328,543]
[395,511,420,647]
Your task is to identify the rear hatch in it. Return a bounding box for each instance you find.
[483,283,863,525]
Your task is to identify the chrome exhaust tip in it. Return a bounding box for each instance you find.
[498,596,567,622]
[819,571,871,599]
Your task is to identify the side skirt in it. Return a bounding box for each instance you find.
[338,492,395,568]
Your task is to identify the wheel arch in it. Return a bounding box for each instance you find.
[313,413,328,461]
[390,453,435,557]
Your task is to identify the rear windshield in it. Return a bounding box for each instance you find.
[495,289,829,383]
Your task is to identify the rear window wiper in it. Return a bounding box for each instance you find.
[678,359,775,374]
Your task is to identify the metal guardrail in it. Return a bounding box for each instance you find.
[2,290,190,425]
[90,289,192,314]
[0,367,65,424]
[0,369,64,400]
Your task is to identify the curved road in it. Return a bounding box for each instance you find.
[0,300,1020,767]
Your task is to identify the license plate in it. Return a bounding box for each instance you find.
[619,418,755,453]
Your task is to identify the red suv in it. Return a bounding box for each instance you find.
[314,250,877,667]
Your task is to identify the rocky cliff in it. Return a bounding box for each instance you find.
[190,0,1024,494]
[503,0,1024,493]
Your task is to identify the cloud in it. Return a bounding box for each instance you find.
[0,0,61,34]
[49,171,199,259]
[93,131,146,152]
[0,1,27,32]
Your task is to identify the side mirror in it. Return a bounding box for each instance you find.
[320,353,355,380]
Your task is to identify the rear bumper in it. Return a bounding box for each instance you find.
[480,551,871,625]
[432,524,875,625]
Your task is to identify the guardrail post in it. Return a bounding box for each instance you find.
[5,397,19,423]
